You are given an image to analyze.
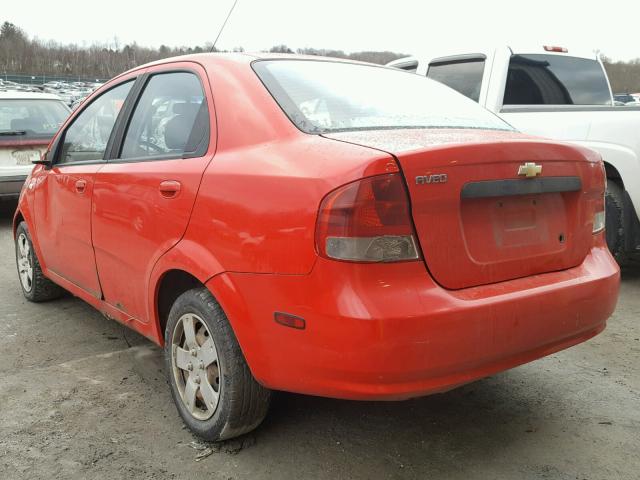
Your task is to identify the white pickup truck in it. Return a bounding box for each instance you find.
[389,46,640,265]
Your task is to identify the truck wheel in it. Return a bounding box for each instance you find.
[164,287,271,441]
[605,179,629,266]
[15,222,64,302]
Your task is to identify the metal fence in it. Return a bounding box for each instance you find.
[1,73,108,85]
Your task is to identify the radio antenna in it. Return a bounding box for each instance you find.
[210,0,239,52]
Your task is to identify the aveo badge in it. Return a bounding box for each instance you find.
[415,174,448,185]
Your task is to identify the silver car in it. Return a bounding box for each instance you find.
[0,92,70,199]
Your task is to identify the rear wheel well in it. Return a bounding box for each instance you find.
[604,162,623,188]
[13,211,24,238]
[156,270,203,340]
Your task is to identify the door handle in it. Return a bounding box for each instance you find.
[159,180,181,198]
[75,179,87,194]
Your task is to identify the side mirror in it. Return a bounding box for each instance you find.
[33,134,62,167]
[32,150,52,166]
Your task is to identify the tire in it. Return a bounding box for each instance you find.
[605,179,629,266]
[164,287,271,441]
[15,221,65,302]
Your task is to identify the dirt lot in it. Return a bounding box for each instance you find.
[0,200,638,480]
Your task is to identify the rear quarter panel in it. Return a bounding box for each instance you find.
[174,57,397,277]
[183,135,396,276]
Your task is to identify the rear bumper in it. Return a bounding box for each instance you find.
[0,175,28,198]
[207,242,620,400]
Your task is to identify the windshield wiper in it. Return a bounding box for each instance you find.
[0,130,27,136]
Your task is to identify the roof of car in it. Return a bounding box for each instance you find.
[160,51,375,63]
[111,52,383,82]
[0,91,64,101]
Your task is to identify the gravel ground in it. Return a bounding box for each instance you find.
[0,200,638,480]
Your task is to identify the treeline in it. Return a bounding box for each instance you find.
[601,56,640,93]
[0,21,230,79]
[267,44,407,66]
[0,21,406,80]
[1,20,639,92]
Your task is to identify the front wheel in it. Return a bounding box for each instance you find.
[164,287,271,441]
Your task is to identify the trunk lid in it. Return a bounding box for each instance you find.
[324,129,603,289]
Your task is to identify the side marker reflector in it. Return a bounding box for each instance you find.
[274,312,306,330]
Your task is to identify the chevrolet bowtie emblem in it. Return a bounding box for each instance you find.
[518,162,542,178]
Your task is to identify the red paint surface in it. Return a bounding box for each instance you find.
[15,54,620,400]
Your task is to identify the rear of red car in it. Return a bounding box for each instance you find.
[215,59,620,400]
[325,129,607,290]
[220,134,618,398]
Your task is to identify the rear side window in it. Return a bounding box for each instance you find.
[120,72,208,160]
[503,54,611,105]
[59,81,133,164]
[427,59,485,102]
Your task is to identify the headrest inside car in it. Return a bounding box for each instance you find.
[164,114,191,151]
[11,118,34,132]
[173,102,201,115]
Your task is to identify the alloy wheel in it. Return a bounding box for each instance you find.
[17,233,33,293]
[171,313,221,420]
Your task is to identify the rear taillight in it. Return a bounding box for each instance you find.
[593,210,605,234]
[593,191,605,234]
[593,162,606,234]
[315,173,420,262]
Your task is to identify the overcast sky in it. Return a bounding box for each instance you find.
[5,0,639,61]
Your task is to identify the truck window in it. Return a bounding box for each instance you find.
[394,60,419,73]
[503,54,611,105]
[426,59,485,102]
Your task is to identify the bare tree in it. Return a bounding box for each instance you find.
[603,58,640,93]
[269,45,294,54]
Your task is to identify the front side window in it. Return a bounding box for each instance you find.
[427,59,485,102]
[59,81,133,164]
[503,54,611,105]
[253,60,512,134]
[120,72,207,160]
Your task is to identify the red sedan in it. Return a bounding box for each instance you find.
[13,54,620,441]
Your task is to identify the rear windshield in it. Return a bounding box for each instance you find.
[253,60,513,134]
[0,99,69,137]
[504,54,611,105]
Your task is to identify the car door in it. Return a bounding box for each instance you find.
[33,79,136,297]
[91,63,215,322]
